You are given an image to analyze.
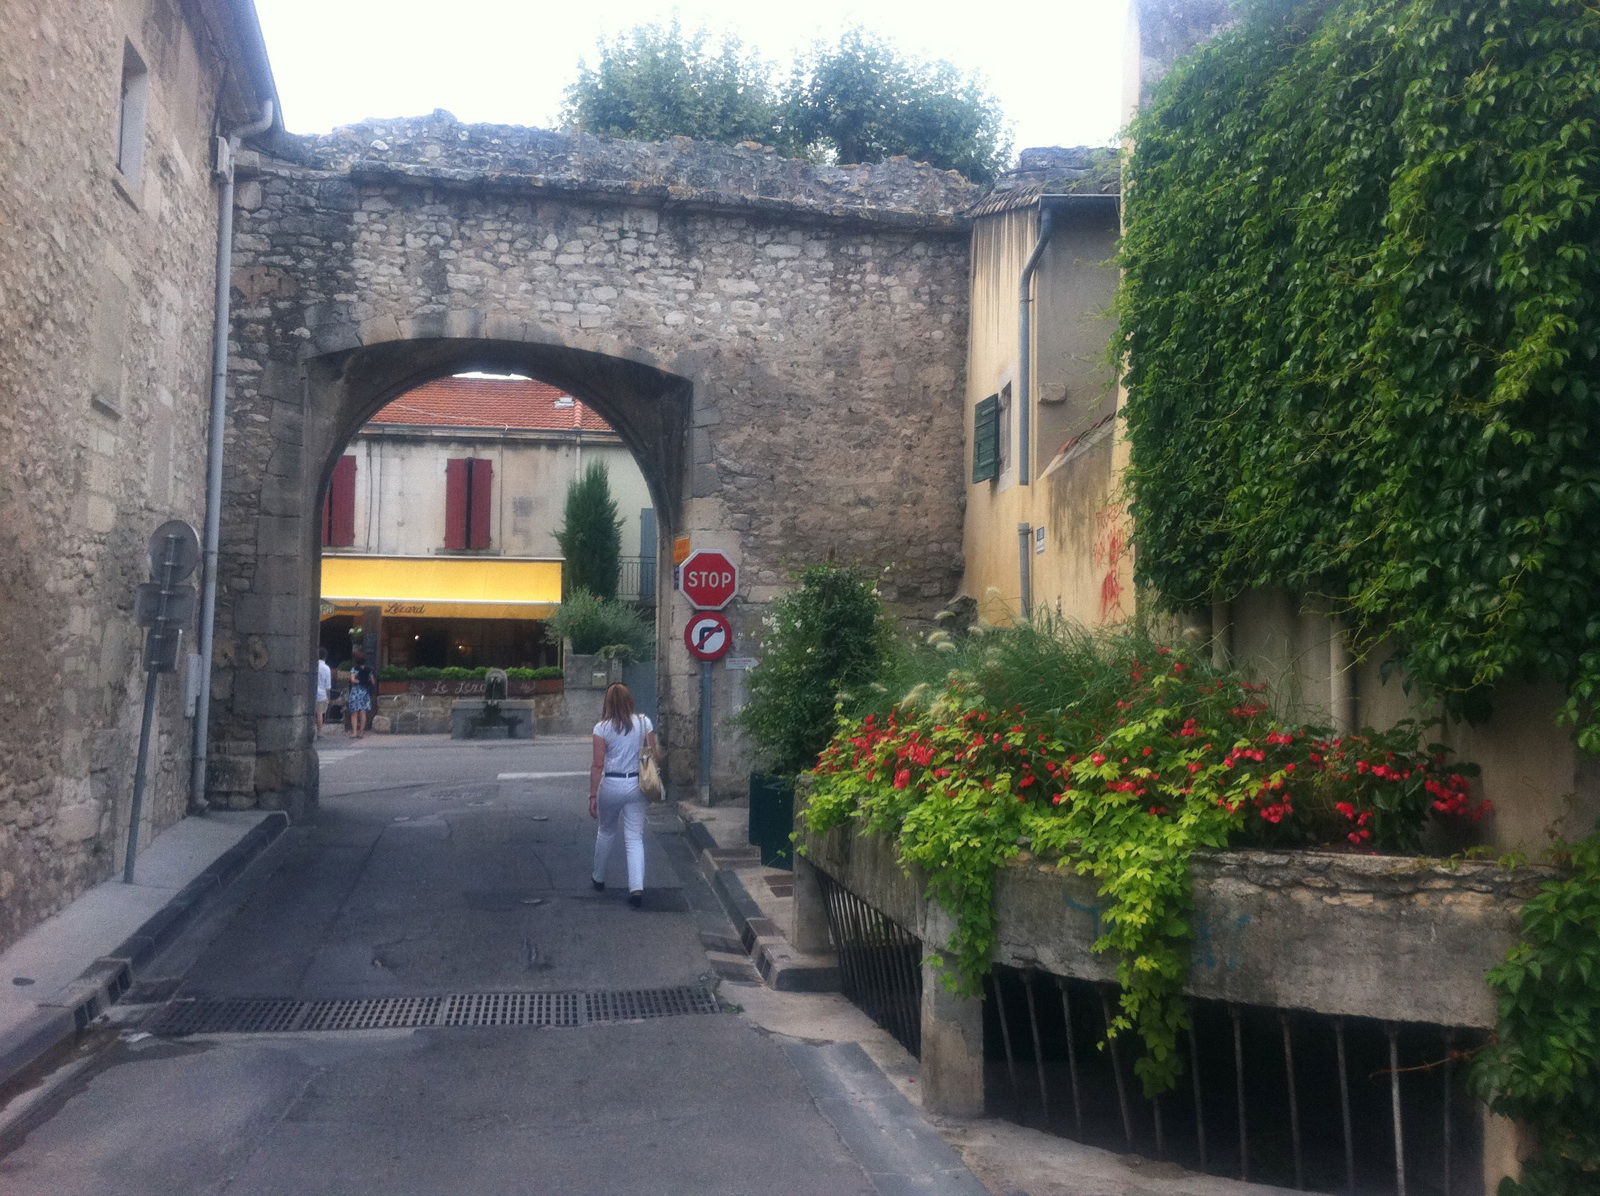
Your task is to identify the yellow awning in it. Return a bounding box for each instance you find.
[322,556,562,621]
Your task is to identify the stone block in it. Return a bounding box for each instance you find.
[207,752,255,797]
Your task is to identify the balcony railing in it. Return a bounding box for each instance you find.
[618,556,657,606]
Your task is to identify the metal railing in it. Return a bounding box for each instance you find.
[816,871,923,1057]
[618,556,656,606]
[985,966,1483,1194]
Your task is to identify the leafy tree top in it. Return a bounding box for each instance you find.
[562,22,1011,182]
[562,20,782,147]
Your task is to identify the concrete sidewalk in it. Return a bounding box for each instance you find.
[0,810,286,1091]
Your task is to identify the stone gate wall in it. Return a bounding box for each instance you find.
[215,114,977,811]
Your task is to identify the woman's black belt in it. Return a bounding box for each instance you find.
[604,771,638,778]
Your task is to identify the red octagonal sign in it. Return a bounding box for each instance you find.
[680,550,738,610]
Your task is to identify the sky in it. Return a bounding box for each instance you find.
[253,0,1132,159]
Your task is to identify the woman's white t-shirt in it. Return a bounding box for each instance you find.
[593,715,653,774]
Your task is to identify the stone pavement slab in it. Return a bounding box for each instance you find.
[0,811,286,1090]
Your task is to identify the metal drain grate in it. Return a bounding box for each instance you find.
[147,984,720,1036]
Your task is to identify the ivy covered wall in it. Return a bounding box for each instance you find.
[1119,0,1600,745]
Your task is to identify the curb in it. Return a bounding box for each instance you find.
[677,803,840,994]
[0,812,289,1092]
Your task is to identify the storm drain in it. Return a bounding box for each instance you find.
[146,984,720,1036]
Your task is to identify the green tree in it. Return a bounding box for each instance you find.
[561,20,785,148]
[737,564,892,777]
[786,28,1011,182]
[561,22,1010,182]
[554,462,622,600]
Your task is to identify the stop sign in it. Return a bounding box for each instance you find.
[680,550,738,610]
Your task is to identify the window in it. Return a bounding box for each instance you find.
[116,42,149,187]
[973,393,1000,483]
[322,455,356,547]
[445,458,493,549]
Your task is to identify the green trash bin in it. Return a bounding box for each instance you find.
[747,773,795,870]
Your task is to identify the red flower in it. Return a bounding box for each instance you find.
[1091,753,1107,765]
[893,769,911,790]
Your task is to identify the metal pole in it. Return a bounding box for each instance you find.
[1058,979,1084,1137]
[1232,1004,1249,1182]
[123,669,162,883]
[1442,1030,1454,1195]
[126,533,183,883]
[1022,970,1050,1124]
[991,971,1023,1108]
[1335,1019,1355,1192]
[699,659,713,805]
[1387,1023,1407,1196]
[1188,1013,1208,1170]
[1101,989,1136,1148]
[1281,1013,1304,1190]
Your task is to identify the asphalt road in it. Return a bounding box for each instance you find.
[0,735,984,1196]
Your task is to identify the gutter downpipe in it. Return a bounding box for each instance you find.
[1017,196,1068,488]
[1017,523,1034,619]
[190,100,274,814]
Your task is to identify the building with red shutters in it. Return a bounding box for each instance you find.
[319,375,655,671]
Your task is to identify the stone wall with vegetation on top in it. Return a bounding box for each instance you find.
[216,111,974,811]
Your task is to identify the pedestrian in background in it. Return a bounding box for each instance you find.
[589,682,658,908]
[346,651,375,739]
[315,648,333,737]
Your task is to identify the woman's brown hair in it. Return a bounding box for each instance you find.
[601,682,637,734]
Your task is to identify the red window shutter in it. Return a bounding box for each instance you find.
[468,458,493,549]
[324,455,357,547]
[444,458,469,549]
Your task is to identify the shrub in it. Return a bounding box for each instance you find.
[549,588,653,656]
[806,616,1486,1095]
[554,462,622,601]
[738,563,892,778]
[1472,832,1600,1194]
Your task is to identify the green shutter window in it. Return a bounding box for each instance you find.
[972,393,1000,483]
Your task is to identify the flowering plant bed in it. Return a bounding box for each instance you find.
[804,618,1489,1095]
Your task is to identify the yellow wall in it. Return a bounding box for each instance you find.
[962,202,1128,627]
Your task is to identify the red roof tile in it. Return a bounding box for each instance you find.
[367,377,617,434]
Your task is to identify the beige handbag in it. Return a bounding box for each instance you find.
[639,747,663,801]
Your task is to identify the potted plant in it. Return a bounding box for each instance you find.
[736,563,891,867]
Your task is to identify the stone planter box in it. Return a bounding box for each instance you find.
[793,788,1550,1185]
[371,691,565,734]
[378,678,561,697]
[799,812,1545,1028]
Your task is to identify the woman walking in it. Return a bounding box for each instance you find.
[589,682,658,908]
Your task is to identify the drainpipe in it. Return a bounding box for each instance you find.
[1017,522,1033,620]
[1017,197,1069,487]
[190,100,274,815]
[1329,614,1356,734]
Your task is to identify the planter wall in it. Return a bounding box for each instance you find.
[371,691,566,734]
[798,802,1547,1029]
[377,679,561,697]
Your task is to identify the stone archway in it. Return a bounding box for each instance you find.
[213,116,975,814]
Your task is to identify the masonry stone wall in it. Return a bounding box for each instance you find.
[216,113,976,811]
[0,0,234,950]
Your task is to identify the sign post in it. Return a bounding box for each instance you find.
[679,551,739,805]
[126,520,200,883]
